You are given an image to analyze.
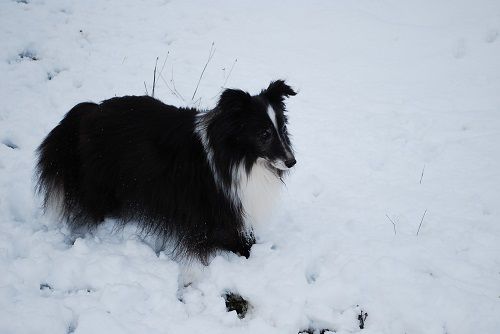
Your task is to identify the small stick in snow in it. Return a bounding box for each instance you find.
[151,56,159,98]
[160,73,182,100]
[211,58,238,99]
[224,58,237,87]
[170,65,185,101]
[416,209,428,236]
[358,310,368,329]
[193,96,202,108]
[158,51,170,79]
[192,42,216,101]
[419,164,426,184]
[385,214,397,235]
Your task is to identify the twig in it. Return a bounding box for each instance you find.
[160,73,182,100]
[192,96,202,106]
[152,56,159,98]
[419,164,426,184]
[192,42,216,101]
[144,81,149,95]
[211,58,238,99]
[222,58,237,88]
[358,310,368,329]
[158,51,170,78]
[170,65,185,101]
[385,214,397,235]
[154,51,170,95]
[416,209,428,236]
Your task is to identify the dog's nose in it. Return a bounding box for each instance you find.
[284,158,296,168]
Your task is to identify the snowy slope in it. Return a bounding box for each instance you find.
[1,0,500,333]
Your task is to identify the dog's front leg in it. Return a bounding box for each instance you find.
[233,233,255,259]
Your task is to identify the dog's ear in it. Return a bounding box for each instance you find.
[217,88,251,111]
[262,80,297,105]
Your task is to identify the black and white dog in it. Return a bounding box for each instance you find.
[36,80,297,263]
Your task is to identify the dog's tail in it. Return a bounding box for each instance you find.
[35,102,97,223]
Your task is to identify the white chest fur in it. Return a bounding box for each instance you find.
[236,160,282,234]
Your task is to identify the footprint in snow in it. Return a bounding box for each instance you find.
[298,329,334,334]
[47,68,65,81]
[305,175,323,198]
[66,322,77,334]
[7,48,38,64]
[305,266,319,284]
[2,138,19,149]
[452,38,466,59]
[485,29,498,43]
[223,292,251,319]
[305,257,326,285]
[18,48,39,61]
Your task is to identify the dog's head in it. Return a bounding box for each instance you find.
[211,80,297,173]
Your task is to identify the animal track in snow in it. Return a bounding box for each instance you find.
[305,268,319,284]
[298,328,334,334]
[7,48,38,64]
[223,292,250,319]
[40,283,95,295]
[47,68,65,81]
[305,258,325,284]
[2,138,19,149]
[485,29,498,43]
[304,175,324,198]
[452,38,466,59]
[66,322,77,334]
[18,48,39,61]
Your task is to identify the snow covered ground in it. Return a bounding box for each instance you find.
[1,0,500,333]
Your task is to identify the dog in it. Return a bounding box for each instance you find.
[36,80,297,263]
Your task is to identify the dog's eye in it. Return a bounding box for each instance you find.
[260,128,272,140]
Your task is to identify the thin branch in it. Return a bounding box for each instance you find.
[211,58,238,99]
[152,56,159,98]
[419,164,426,184]
[158,51,170,78]
[152,51,170,96]
[144,81,149,96]
[385,214,397,235]
[193,97,202,105]
[222,58,237,88]
[192,42,216,101]
[416,209,428,236]
[160,73,182,100]
[191,96,202,108]
[358,310,368,329]
[170,65,185,101]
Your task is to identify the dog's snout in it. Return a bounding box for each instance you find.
[284,158,296,168]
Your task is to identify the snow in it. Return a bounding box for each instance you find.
[1,0,500,333]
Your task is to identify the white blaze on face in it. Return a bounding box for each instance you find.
[266,105,294,170]
[267,104,279,132]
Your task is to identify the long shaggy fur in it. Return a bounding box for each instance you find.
[36,80,296,263]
